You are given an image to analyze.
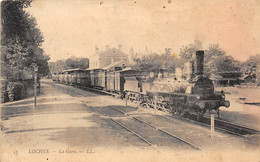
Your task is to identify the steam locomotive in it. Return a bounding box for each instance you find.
[52,51,230,120]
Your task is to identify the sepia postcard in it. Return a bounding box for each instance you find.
[1,0,260,161]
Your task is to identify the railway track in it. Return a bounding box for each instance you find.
[89,106,155,147]
[151,107,260,138]
[87,105,201,150]
[106,105,201,150]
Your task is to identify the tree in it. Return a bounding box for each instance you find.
[204,44,225,64]
[49,57,89,74]
[132,50,177,72]
[178,42,241,77]
[179,44,197,61]
[133,53,161,72]
[178,44,198,68]
[242,54,260,72]
[164,48,172,56]
[49,60,67,74]
[203,44,241,77]
[241,54,260,82]
[65,57,89,69]
[247,54,260,65]
[213,56,241,73]
[1,1,50,80]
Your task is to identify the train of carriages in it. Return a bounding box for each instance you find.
[52,51,230,120]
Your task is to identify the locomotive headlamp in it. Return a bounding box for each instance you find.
[223,101,230,108]
[220,100,230,108]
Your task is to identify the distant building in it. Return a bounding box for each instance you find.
[209,71,243,86]
[89,45,128,69]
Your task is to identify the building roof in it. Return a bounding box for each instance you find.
[63,68,86,72]
[102,60,129,70]
[118,67,133,72]
[124,77,138,81]
[85,67,102,71]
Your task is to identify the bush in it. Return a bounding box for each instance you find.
[7,82,24,101]
[1,79,9,103]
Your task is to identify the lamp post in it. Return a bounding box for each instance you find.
[31,63,39,111]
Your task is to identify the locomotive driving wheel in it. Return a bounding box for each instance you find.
[196,109,203,121]
[176,104,188,117]
[169,105,176,115]
[177,107,185,116]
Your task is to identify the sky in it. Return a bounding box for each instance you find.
[27,0,260,62]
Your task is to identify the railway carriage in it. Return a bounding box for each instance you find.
[89,69,103,89]
[56,73,60,83]
[97,70,105,89]
[105,67,142,95]
[64,72,69,84]
[100,70,106,89]
[71,73,77,85]
[106,70,115,92]
[64,69,75,85]
[81,70,91,87]
[90,70,95,87]
[59,72,65,84]
[52,73,58,83]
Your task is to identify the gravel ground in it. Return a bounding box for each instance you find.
[215,87,260,130]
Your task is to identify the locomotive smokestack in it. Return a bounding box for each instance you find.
[195,50,204,75]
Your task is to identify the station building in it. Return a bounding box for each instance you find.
[87,45,130,89]
[88,45,129,69]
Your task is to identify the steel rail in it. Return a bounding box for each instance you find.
[132,116,201,150]
[213,117,260,135]
[164,113,260,144]
[172,113,260,137]
[108,105,201,150]
[88,105,155,147]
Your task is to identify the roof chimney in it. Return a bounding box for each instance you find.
[105,45,110,51]
[118,44,122,51]
[95,45,99,53]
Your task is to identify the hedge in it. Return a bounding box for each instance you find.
[7,82,25,102]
